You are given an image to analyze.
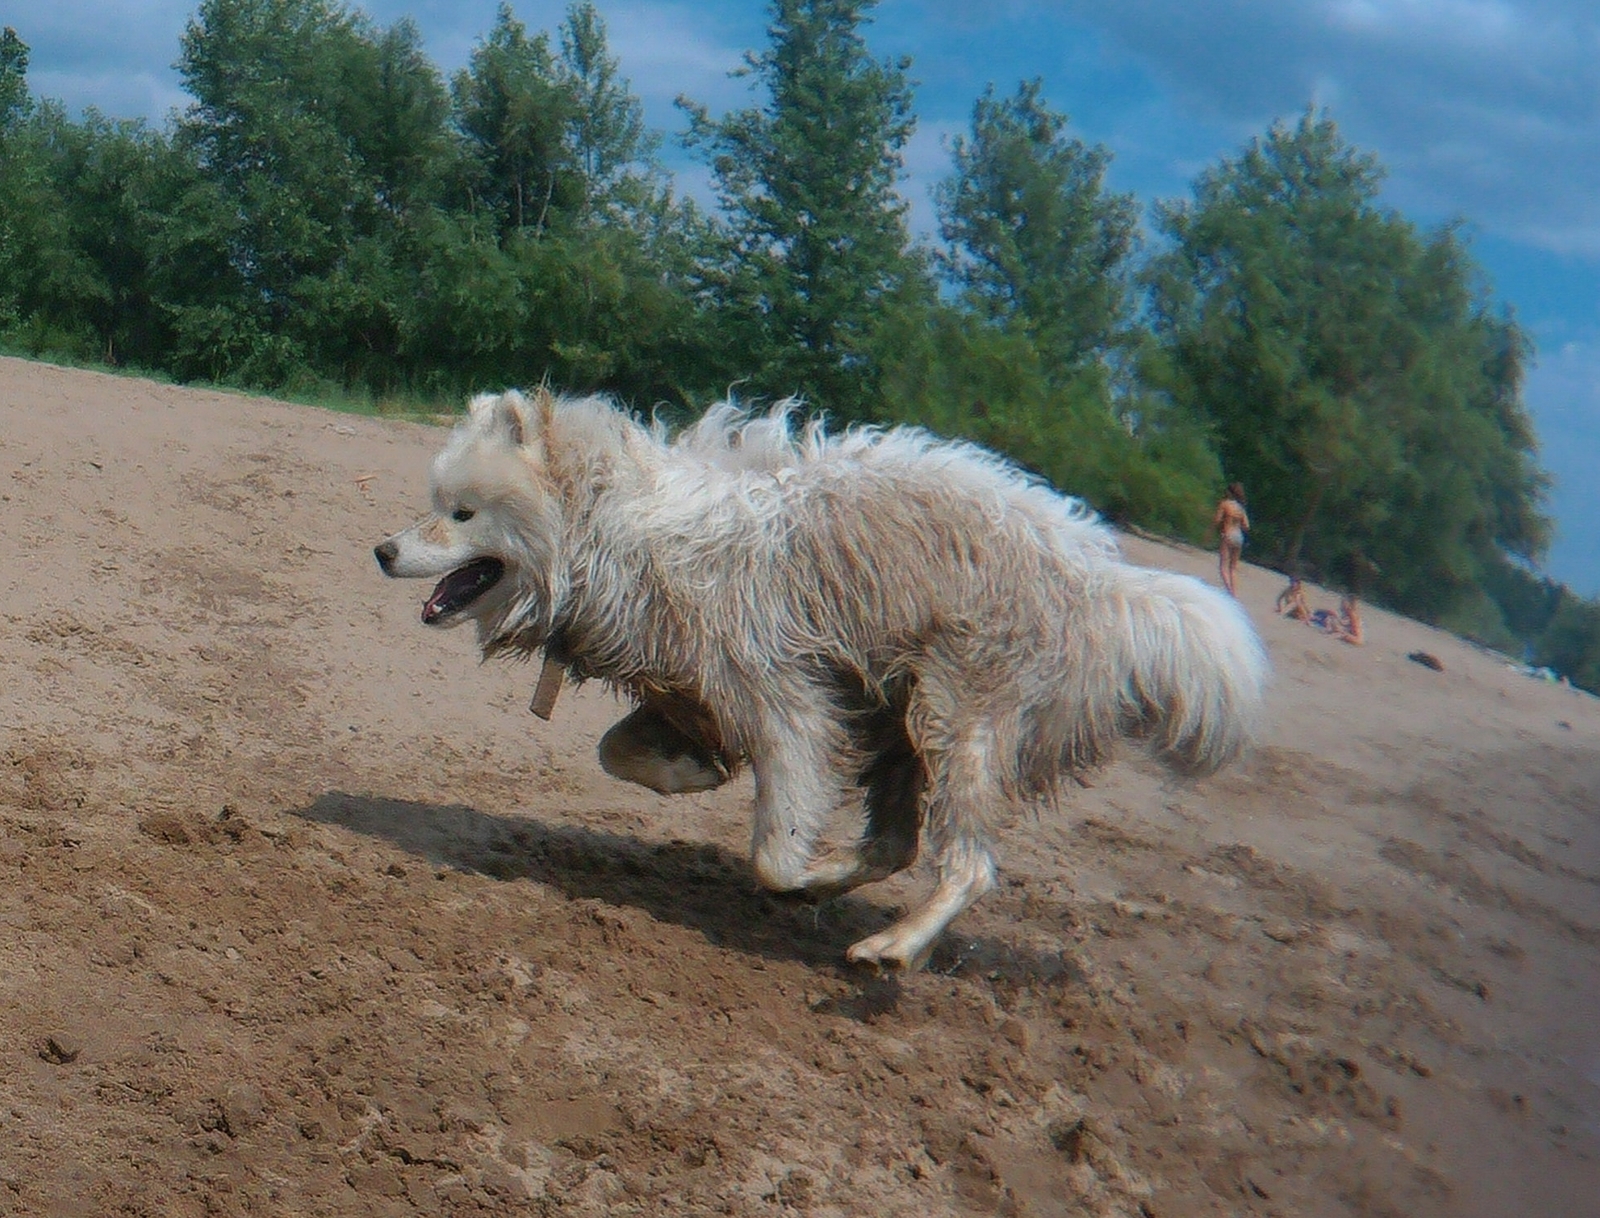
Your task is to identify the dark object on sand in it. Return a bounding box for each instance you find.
[1407,651,1444,672]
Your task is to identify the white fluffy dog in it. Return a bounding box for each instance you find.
[375,389,1267,970]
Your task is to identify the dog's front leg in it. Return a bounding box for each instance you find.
[748,707,851,892]
[597,705,730,795]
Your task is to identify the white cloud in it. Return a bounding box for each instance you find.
[1324,0,1520,46]
[603,1,752,95]
[28,69,187,123]
[1033,0,1600,253]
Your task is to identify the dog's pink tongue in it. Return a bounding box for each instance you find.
[421,581,451,624]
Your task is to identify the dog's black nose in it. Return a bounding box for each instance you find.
[374,540,398,573]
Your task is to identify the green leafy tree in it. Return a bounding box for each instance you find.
[878,304,1221,540]
[1535,593,1600,694]
[1481,559,1565,646]
[0,98,117,358]
[556,1,662,225]
[437,5,710,405]
[0,38,160,367]
[0,26,27,128]
[936,78,1139,376]
[680,0,928,419]
[1145,109,1549,622]
[176,0,452,385]
[0,27,43,332]
[49,111,203,368]
[452,3,575,237]
[907,78,1214,534]
[0,96,203,372]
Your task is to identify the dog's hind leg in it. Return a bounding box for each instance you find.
[598,705,731,795]
[845,722,1000,971]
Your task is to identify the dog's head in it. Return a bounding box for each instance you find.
[374,389,567,654]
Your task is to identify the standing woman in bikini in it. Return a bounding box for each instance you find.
[1212,482,1249,597]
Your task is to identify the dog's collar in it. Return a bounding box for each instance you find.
[528,653,565,720]
[541,624,572,667]
[526,624,569,721]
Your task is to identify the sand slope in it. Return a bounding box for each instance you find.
[1,356,1596,1217]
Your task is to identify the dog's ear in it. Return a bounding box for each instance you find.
[469,391,535,452]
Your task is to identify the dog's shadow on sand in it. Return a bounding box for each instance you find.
[294,787,1081,1005]
[294,791,1079,1007]
[296,790,904,972]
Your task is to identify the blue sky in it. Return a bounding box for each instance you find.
[13,0,1599,593]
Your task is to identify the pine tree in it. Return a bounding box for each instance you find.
[935,78,1139,376]
[680,0,926,419]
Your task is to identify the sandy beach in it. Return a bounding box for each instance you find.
[2,355,1596,1216]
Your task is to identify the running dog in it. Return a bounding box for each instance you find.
[375,389,1268,970]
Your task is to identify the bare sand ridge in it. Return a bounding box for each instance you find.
[2,355,1596,1216]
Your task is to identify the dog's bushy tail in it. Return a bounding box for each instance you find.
[1085,565,1269,777]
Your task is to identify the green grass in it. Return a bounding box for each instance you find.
[264,371,458,423]
[0,339,459,425]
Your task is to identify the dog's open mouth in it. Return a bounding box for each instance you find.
[421,557,505,624]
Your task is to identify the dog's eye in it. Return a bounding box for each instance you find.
[451,507,476,522]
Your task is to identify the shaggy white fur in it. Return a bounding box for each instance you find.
[376,389,1269,970]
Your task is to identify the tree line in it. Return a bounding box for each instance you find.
[1,1,1595,688]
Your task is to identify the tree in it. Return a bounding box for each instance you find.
[680,0,927,419]
[1535,592,1600,694]
[935,78,1139,376]
[0,37,208,372]
[556,1,661,225]
[434,5,711,405]
[0,26,27,129]
[877,301,1221,541]
[0,101,100,353]
[0,27,42,330]
[48,111,199,368]
[452,3,575,237]
[904,78,1214,536]
[176,0,453,385]
[1144,109,1549,624]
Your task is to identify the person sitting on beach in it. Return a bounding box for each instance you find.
[1275,576,1310,622]
[1212,482,1250,597]
[1337,594,1364,646]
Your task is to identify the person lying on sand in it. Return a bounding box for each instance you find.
[1308,595,1363,645]
[1275,577,1310,622]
